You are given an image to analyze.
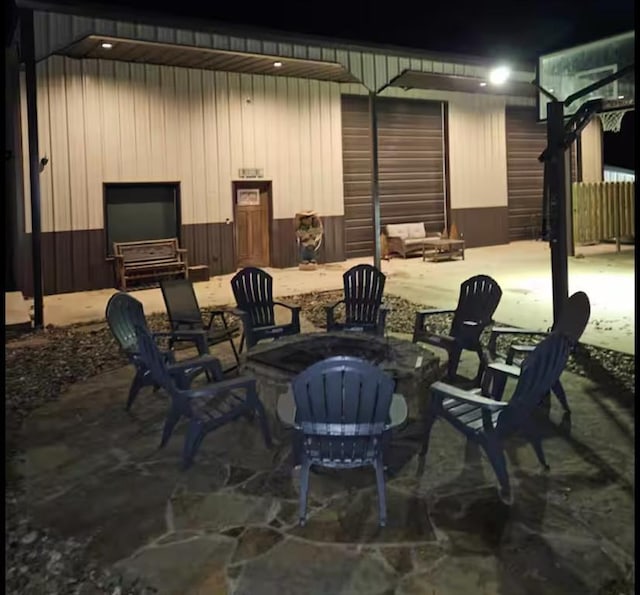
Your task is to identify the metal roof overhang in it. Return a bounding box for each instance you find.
[387,70,537,97]
[55,34,361,83]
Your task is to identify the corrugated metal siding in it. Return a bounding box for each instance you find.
[21,55,344,233]
[448,94,508,210]
[505,106,547,241]
[33,11,536,98]
[341,95,445,258]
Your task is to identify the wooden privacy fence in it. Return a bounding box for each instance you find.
[572,181,635,250]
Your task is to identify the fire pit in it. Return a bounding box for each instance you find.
[243,332,440,437]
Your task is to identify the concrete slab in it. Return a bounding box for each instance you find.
[8,241,634,354]
[5,291,32,331]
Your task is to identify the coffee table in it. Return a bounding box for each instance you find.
[422,238,465,262]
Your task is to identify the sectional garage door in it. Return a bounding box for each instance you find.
[506,106,578,242]
[341,95,446,258]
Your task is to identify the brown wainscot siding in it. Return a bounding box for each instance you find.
[450,207,509,248]
[181,223,236,277]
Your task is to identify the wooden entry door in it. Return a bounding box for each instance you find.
[233,181,271,268]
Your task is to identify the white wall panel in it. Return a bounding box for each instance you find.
[23,56,344,232]
[448,95,509,209]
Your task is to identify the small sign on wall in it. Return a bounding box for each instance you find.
[236,188,261,206]
[238,168,264,179]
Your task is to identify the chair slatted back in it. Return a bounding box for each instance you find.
[134,324,177,395]
[160,278,203,331]
[343,264,386,326]
[292,356,395,463]
[231,267,276,327]
[450,275,502,343]
[106,292,149,357]
[551,291,591,344]
[496,332,571,434]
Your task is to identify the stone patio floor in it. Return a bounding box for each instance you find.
[11,336,635,595]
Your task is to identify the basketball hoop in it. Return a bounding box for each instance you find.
[597,98,634,132]
[598,108,632,132]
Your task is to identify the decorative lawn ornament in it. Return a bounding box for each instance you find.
[295,211,323,270]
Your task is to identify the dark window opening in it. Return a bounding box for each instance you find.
[104,182,181,256]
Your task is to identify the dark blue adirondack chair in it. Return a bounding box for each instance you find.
[134,324,272,468]
[421,332,571,503]
[413,274,502,383]
[106,292,215,410]
[231,267,301,351]
[486,291,591,412]
[291,356,395,527]
[325,264,388,335]
[160,278,241,373]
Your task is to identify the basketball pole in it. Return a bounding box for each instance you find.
[537,63,634,324]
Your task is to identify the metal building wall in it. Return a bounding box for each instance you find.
[19,55,345,293]
[447,94,510,247]
[21,55,344,233]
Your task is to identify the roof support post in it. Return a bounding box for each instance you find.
[20,8,44,328]
[369,91,381,270]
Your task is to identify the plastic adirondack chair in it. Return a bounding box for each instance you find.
[134,324,272,468]
[422,332,571,503]
[231,267,301,351]
[291,356,395,527]
[325,264,388,335]
[413,274,502,384]
[106,292,215,410]
[486,291,591,412]
[160,278,241,372]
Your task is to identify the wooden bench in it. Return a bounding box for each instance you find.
[113,238,188,291]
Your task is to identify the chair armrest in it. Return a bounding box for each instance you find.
[167,354,221,377]
[416,308,456,316]
[325,300,345,313]
[462,320,480,327]
[431,381,509,410]
[506,343,535,364]
[153,330,205,340]
[272,301,302,312]
[488,327,548,357]
[486,361,522,379]
[186,375,257,399]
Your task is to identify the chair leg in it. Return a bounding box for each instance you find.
[298,459,312,526]
[474,346,488,386]
[160,406,182,448]
[484,439,511,504]
[446,347,462,381]
[182,419,205,470]
[523,421,550,471]
[253,399,273,448]
[374,456,387,528]
[126,369,147,411]
[238,333,246,354]
[420,405,437,457]
[551,380,571,413]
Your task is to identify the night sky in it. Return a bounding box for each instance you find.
[8,0,636,167]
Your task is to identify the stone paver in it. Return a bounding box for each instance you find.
[9,331,635,594]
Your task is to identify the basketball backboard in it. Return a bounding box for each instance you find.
[537,31,634,121]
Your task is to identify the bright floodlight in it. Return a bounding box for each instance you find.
[489,65,510,85]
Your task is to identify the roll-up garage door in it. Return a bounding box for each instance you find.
[506,106,578,242]
[341,95,446,258]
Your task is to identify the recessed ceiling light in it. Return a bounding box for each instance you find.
[489,65,510,85]
[479,82,487,87]
[101,42,113,49]
[273,61,283,68]
[618,95,625,99]
[549,88,554,92]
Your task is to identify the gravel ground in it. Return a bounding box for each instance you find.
[5,290,635,594]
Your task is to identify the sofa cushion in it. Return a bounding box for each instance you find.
[386,224,410,240]
[404,238,429,246]
[407,222,426,239]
